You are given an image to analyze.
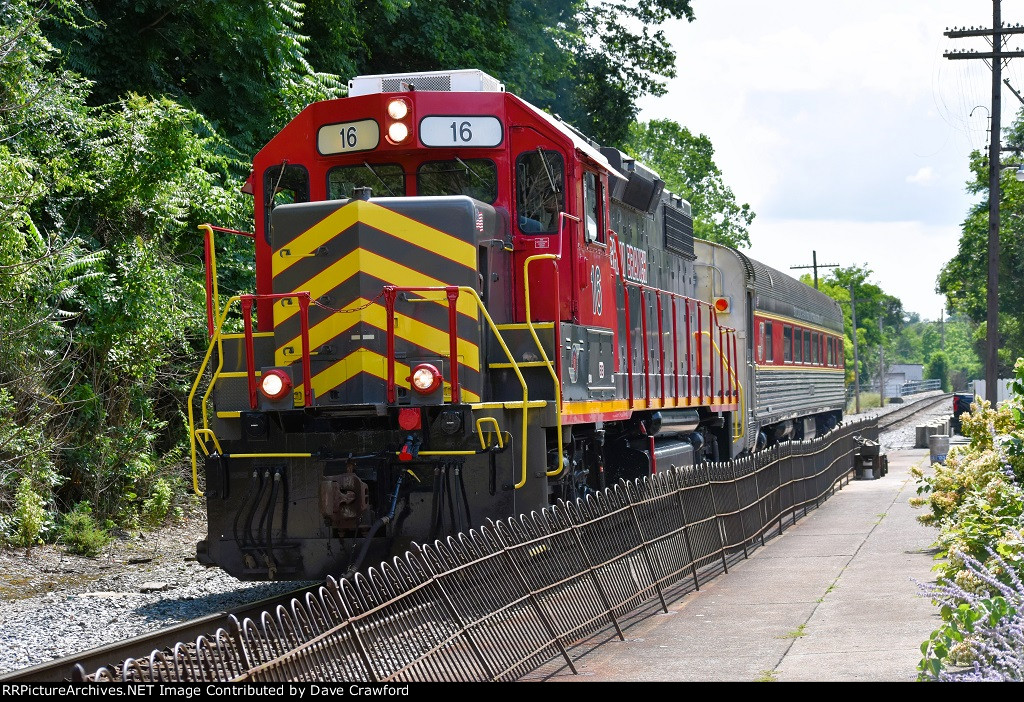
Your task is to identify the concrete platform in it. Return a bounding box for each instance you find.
[528,448,941,683]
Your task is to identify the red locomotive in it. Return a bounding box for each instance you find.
[189,69,845,580]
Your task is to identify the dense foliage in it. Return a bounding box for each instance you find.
[911,358,1024,679]
[1,0,727,547]
[0,0,269,543]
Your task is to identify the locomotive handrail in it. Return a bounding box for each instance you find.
[381,284,533,489]
[187,291,314,496]
[612,270,740,412]
[523,252,565,478]
[198,224,255,339]
[694,326,745,442]
[516,210,578,479]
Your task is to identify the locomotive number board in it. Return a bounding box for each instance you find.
[317,119,380,155]
[419,116,503,147]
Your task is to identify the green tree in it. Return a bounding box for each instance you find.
[0,0,250,534]
[336,1,695,147]
[816,266,909,388]
[937,112,1024,377]
[45,0,342,154]
[924,351,952,392]
[622,119,754,248]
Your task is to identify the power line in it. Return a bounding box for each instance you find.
[789,250,839,290]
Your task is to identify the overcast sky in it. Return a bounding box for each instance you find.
[638,1,1024,320]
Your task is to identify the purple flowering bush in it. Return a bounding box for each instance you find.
[911,359,1024,679]
[918,540,1024,681]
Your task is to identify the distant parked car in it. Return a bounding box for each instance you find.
[951,393,976,435]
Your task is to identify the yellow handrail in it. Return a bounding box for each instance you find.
[694,329,746,441]
[199,224,221,325]
[190,284,539,494]
[475,417,504,450]
[523,253,564,478]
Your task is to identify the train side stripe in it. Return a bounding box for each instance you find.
[272,200,476,277]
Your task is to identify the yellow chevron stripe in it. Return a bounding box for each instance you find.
[310,348,481,403]
[272,200,476,277]
[274,298,480,372]
[274,248,478,326]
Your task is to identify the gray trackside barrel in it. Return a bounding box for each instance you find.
[929,434,950,465]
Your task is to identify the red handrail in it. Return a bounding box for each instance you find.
[239,291,312,409]
[656,291,665,406]
[383,285,464,405]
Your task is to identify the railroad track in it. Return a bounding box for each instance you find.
[1,415,891,684]
[0,583,322,683]
[876,392,952,432]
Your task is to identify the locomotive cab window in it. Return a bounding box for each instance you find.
[417,158,497,203]
[516,149,564,234]
[263,163,309,244]
[583,170,605,244]
[328,162,406,199]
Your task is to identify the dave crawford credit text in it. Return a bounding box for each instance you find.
[2,684,412,697]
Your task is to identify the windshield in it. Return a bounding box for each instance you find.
[417,159,497,203]
[328,163,405,199]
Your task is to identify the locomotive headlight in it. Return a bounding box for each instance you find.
[387,98,409,119]
[259,369,292,400]
[408,363,442,394]
[387,121,409,143]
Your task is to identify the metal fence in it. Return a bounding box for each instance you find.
[81,416,877,683]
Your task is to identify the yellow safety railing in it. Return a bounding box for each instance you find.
[384,285,538,488]
[187,294,314,497]
[523,254,564,478]
[695,329,746,441]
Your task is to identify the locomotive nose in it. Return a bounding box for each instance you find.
[268,196,492,408]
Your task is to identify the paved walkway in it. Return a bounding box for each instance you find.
[536,447,942,683]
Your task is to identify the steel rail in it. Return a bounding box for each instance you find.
[876,392,953,431]
[0,583,321,683]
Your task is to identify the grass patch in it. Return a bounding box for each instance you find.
[755,669,778,682]
[779,623,808,639]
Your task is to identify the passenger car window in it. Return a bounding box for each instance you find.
[783,325,792,362]
[516,149,564,234]
[765,321,774,362]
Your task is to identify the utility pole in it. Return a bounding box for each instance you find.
[940,308,945,350]
[944,4,1024,405]
[790,250,839,290]
[849,285,862,414]
[879,316,885,408]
